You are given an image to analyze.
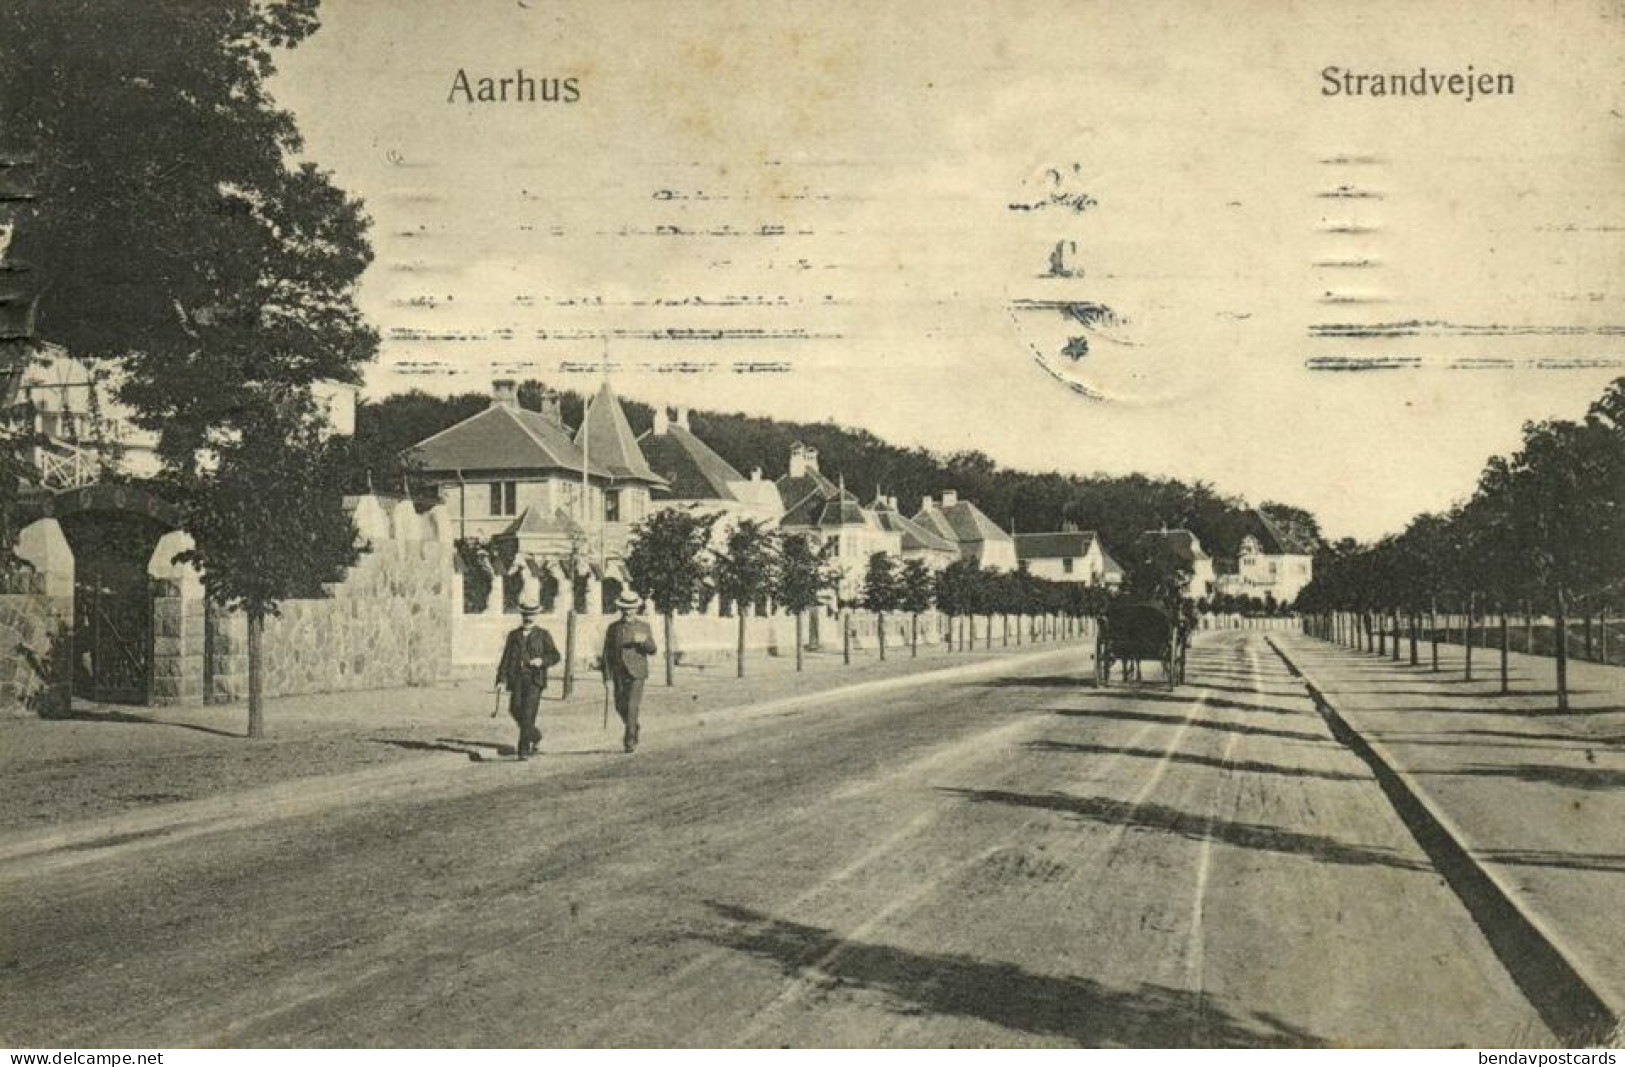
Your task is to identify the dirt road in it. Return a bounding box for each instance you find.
[1,632,1552,1047]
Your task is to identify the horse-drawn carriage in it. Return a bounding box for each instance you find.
[1095,602,1190,689]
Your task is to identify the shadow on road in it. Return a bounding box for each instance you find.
[1099,690,1312,719]
[1423,762,1625,792]
[1052,707,1330,745]
[1475,849,1625,874]
[940,787,1426,871]
[1025,739,1369,783]
[373,738,493,761]
[37,707,244,739]
[697,901,1326,1047]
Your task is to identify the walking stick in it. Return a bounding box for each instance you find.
[602,677,611,731]
[491,685,504,718]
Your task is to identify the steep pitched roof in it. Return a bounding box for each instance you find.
[915,499,1013,545]
[871,500,959,554]
[1100,545,1124,579]
[910,504,960,545]
[1249,509,1315,555]
[1015,530,1099,560]
[1137,529,1210,564]
[574,381,666,486]
[777,469,868,529]
[407,402,611,477]
[642,424,743,502]
[498,505,586,541]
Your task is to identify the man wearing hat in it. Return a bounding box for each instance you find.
[601,591,658,753]
[496,601,561,758]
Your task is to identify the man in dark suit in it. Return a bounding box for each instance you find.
[496,601,561,758]
[601,591,657,753]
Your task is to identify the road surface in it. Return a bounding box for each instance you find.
[1,632,1553,1047]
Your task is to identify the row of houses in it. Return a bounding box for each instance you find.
[408,380,1315,612]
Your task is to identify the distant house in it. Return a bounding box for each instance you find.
[640,406,783,525]
[407,379,666,611]
[1136,528,1216,600]
[1232,509,1315,604]
[9,345,356,490]
[1014,524,1110,584]
[870,495,960,572]
[912,490,1018,571]
[775,443,899,598]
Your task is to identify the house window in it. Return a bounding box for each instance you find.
[489,481,517,517]
[1062,557,1075,575]
[604,489,621,523]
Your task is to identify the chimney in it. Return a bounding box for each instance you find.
[941,489,958,508]
[1062,519,1079,533]
[491,379,518,408]
[676,406,690,430]
[749,466,763,482]
[533,387,562,424]
[653,408,670,435]
[789,442,819,478]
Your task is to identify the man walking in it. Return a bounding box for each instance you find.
[601,591,657,753]
[496,601,561,759]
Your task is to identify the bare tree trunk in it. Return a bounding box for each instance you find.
[910,612,918,658]
[1464,593,1476,682]
[1409,611,1418,665]
[1524,603,1534,655]
[1555,587,1570,712]
[1583,611,1594,662]
[736,608,747,678]
[795,611,804,672]
[663,612,675,687]
[563,609,577,698]
[1499,609,1510,695]
[247,610,265,739]
[1391,610,1401,662]
[842,608,851,665]
[877,611,886,662]
[985,615,992,650]
[1602,607,1610,666]
[1429,598,1439,672]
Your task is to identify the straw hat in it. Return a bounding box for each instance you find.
[614,591,643,610]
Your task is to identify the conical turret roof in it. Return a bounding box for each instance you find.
[573,381,667,486]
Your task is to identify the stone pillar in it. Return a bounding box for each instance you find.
[148,530,206,705]
[206,606,248,704]
[15,518,73,600]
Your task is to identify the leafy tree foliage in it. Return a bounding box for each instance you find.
[624,509,718,686]
[710,519,779,678]
[168,401,362,737]
[3,0,377,471]
[1297,376,1625,708]
[774,532,838,669]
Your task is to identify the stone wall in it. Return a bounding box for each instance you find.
[0,584,72,718]
[208,497,456,702]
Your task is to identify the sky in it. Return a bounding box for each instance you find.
[270,0,1625,542]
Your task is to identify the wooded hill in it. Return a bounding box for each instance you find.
[341,380,1324,563]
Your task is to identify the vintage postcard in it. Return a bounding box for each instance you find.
[0,0,1621,1052]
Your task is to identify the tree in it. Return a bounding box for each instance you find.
[625,510,718,686]
[4,0,378,472]
[169,400,363,737]
[710,519,778,678]
[860,552,901,661]
[774,533,838,671]
[934,560,976,652]
[1122,535,1194,610]
[896,559,935,657]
